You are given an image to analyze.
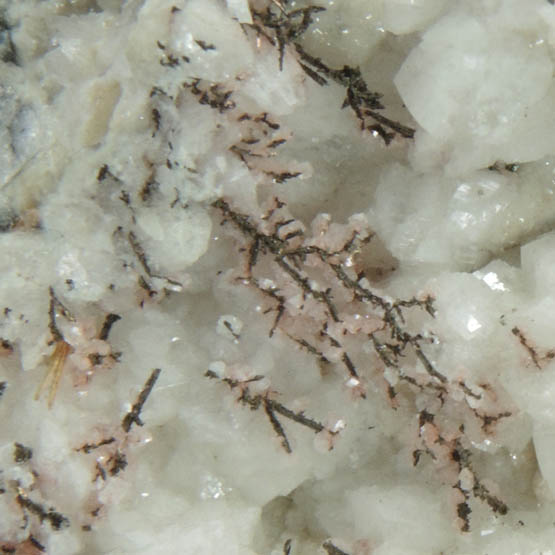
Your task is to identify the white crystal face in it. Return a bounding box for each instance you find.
[2,0,555,554]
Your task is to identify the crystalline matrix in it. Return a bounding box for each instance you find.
[2,0,555,553]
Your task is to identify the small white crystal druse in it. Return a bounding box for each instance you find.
[2,0,555,553]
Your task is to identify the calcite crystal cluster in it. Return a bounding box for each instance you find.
[2,0,555,553]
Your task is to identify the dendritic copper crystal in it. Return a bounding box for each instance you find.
[1,0,555,553]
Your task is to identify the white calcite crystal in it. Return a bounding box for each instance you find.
[3,0,555,554]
